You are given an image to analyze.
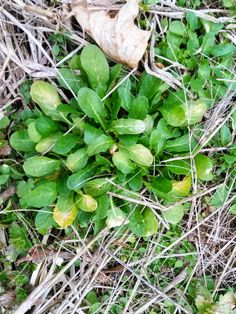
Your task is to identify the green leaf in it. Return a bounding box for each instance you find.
[186,12,199,31]
[80,45,109,89]
[195,154,213,181]
[87,134,114,156]
[30,81,65,121]
[186,100,207,125]
[53,134,79,155]
[129,96,149,120]
[166,134,198,153]
[169,21,186,37]
[94,194,109,220]
[84,124,104,145]
[151,177,172,193]
[128,172,143,191]
[229,204,236,215]
[166,159,191,175]
[161,94,186,127]
[83,178,111,197]
[65,147,88,172]
[57,68,81,94]
[28,121,42,143]
[77,87,106,128]
[35,116,59,137]
[67,165,95,190]
[35,208,54,234]
[23,156,61,177]
[139,73,161,100]
[220,125,231,146]
[25,182,57,208]
[212,43,236,57]
[125,144,153,167]
[77,194,97,212]
[162,205,184,224]
[111,119,146,135]
[0,174,9,185]
[210,183,229,207]
[117,86,133,111]
[112,150,136,174]
[0,115,10,129]
[10,130,35,152]
[150,118,171,155]
[201,32,215,55]
[106,206,127,228]
[35,133,61,154]
[171,176,192,197]
[129,207,158,237]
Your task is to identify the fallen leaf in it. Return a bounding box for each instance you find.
[72,0,151,68]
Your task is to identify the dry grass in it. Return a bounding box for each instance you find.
[0,1,236,313]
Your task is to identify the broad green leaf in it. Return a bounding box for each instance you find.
[77,194,97,212]
[53,134,79,155]
[169,21,187,37]
[112,150,136,174]
[106,206,128,228]
[80,45,109,89]
[111,119,146,135]
[166,134,198,153]
[57,68,81,94]
[35,116,60,137]
[10,130,35,152]
[150,118,171,155]
[124,144,153,167]
[186,100,207,125]
[30,81,65,121]
[65,147,88,172]
[139,73,161,100]
[186,12,199,31]
[77,87,106,128]
[210,183,229,207]
[129,96,149,120]
[83,178,111,197]
[129,207,158,237]
[87,134,114,156]
[35,133,61,154]
[151,177,172,193]
[162,205,184,224]
[94,195,109,220]
[67,165,95,190]
[128,172,143,192]
[25,182,57,208]
[171,176,192,197]
[144,115,154,135]
[0,116,10,129]
[195,154,213,181]
[0,174,9,185]
[220,125,231,146]
[117,86,133,111]
[28,121,42,143]
[161,102,186,127]
[35,208,54,235]
[201,32,215,55]
[23,156,61,177]
[84,124,104,145]
[166,159,191,175]
[212,43,236,57]
[229,204,236,215]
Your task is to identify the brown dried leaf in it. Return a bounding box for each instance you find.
[72,0,151,68]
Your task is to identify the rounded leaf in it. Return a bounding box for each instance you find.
[195,154,213,181]
[54,204,78,229]
[83,178,111,197]
[28,122,42,143]
[77,194,97,212]
[35,116,59,137]
[125,144,153,167]
[25,182,58,208]
[35,133,61,154]
[106,207,128,229]
[162,205,184,224]
[186,100,207,125]
[23,156,61,177]
[65,148,88,172]
[10,130,35,152]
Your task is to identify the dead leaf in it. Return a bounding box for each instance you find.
[72,0,151,68]
[0,291,15,307]
[0,144,11,156]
